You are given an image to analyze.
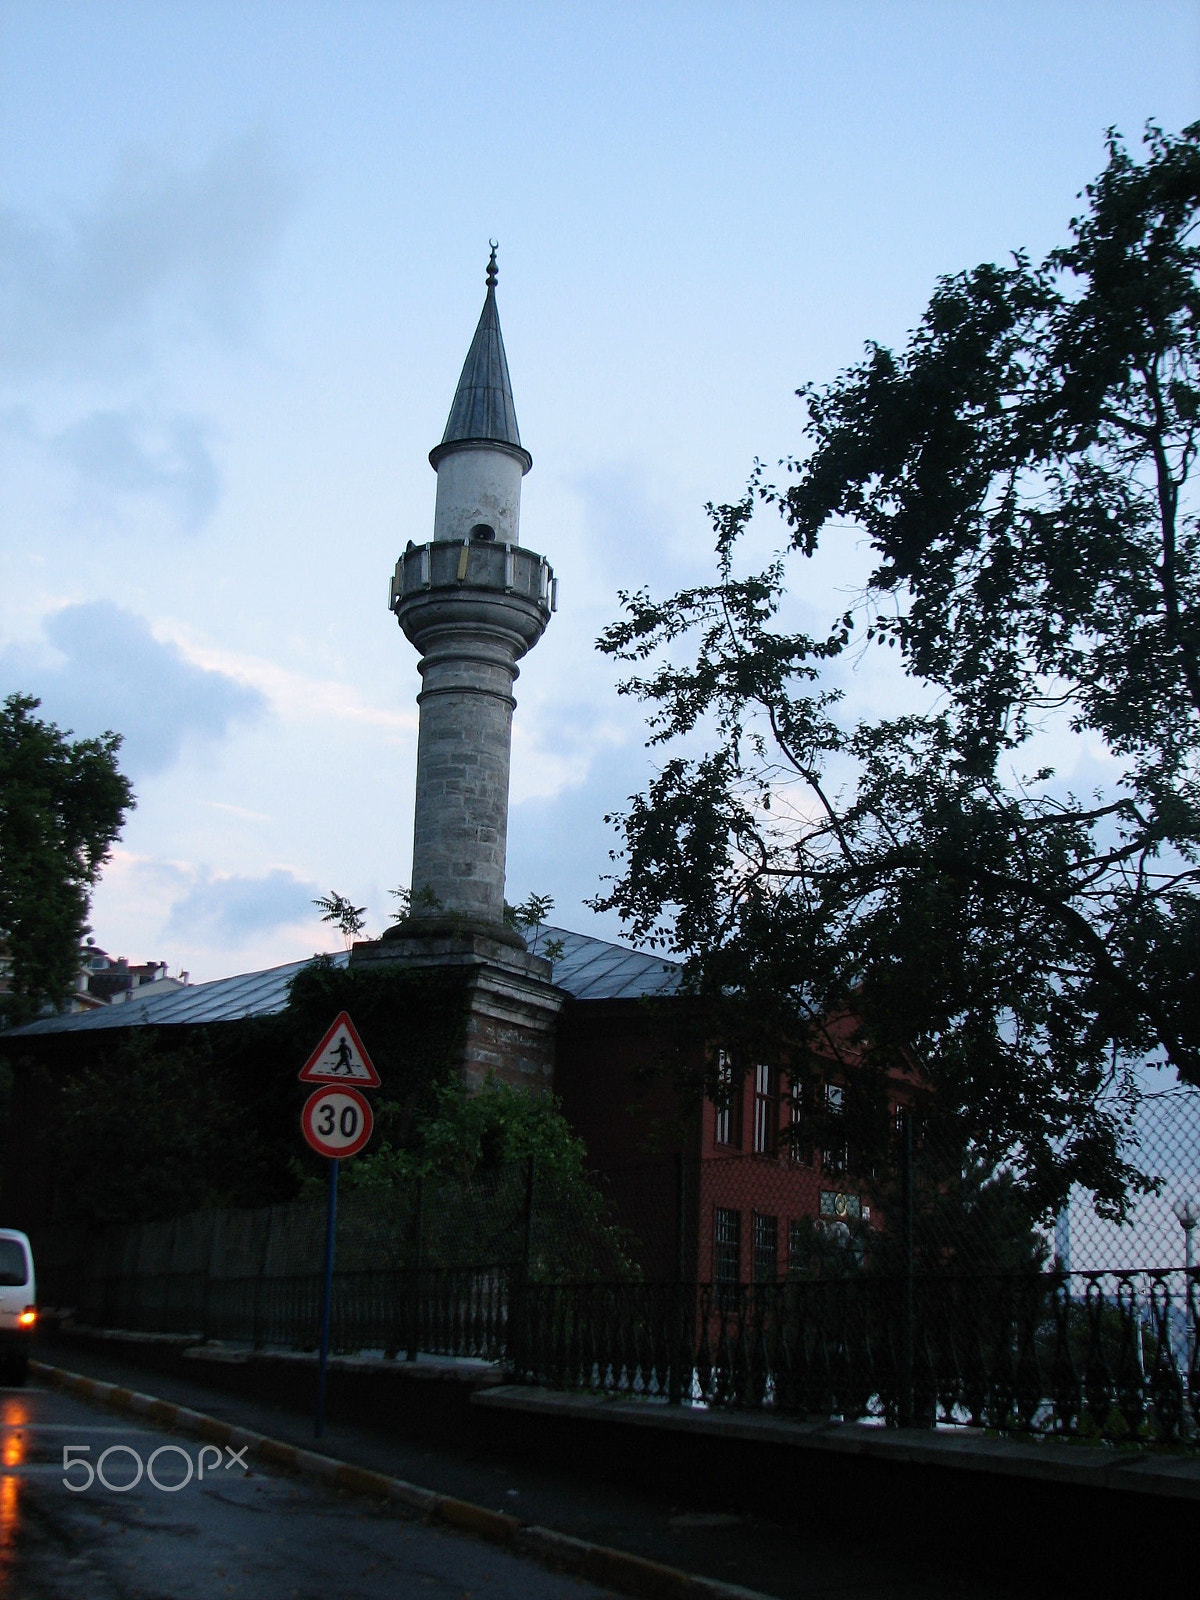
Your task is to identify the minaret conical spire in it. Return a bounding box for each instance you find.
[430,243,531,472]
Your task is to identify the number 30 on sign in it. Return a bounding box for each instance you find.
[301,1085,374,1159]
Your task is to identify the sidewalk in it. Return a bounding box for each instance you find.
[33,1333,1043,1600]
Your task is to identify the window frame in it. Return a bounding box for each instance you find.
[786,1076,810,1165]
[752,1212,778,1283]
[713,1206,741,1283]
[752,1063,779,1156]
[821,1139,850,1175]
[713,1053,742,1149]
[821,1079,848,1172]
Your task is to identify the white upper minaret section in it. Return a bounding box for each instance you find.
[429,243,532,546]
[431,446,526,545]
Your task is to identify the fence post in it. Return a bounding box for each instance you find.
[899,1109,915,1427]
[253,1208,275,1351]
[202,1210,222,1343]
[522,1152,537,1274]
[509,1154,537,1378]
[406,1174,425,1363]
[669,1153,687,1405]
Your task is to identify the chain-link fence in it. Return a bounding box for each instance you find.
[575,1090,1200,1441]
[31,1156,633,1353]
[593,1089,1199,1285]
[29,1089,1200,1443]
[1053,1088,1199,1274]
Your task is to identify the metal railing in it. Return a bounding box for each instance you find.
[73,1263,513,1362]
[53,1253,1200,1443]
[30,1096,1200,1444]
[509,1267,1200,1443]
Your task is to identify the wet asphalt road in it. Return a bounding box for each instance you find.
[23,1339,1063,1600]
[0,1383,612,1600]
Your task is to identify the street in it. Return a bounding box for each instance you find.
[0,1382,613,1600]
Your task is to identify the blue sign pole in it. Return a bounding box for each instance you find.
[315,1155,339,1439]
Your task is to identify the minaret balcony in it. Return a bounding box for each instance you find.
[390,540,556,656]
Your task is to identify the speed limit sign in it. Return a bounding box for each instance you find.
[301,1085,374,1159]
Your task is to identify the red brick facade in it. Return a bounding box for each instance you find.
[554,997,916,1283]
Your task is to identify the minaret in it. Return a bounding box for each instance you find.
[345,250,563,1089]
[389,247,555,940]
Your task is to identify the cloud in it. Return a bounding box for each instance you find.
[510,695,628,804]
[0,602,267,775]
[149,620,416,734]
[204,800,274,824]
[86,850,328,975]
[0,134,296,377]
[165,867,320,947]
[89,848,195,934]
[51,409,220,529]
[508,734,661,946]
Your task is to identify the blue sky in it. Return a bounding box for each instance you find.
[1,1,1197,980]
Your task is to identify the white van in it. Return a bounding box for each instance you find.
[0,1230,36,1385]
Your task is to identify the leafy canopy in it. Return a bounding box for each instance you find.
[595,123,1200,1217]
[0,694,134,1025]
[342,1074,638,1279]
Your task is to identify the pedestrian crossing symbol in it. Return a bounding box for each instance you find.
[298,1011,380,1087]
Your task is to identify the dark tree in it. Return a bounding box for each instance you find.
[0,695,134,1025]
[595,124,1200,1218]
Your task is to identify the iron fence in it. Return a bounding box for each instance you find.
[510,1267,1200,1443]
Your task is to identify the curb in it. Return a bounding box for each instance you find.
[30,1361,772,1600]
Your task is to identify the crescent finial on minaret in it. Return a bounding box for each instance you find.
[486,240,498,290]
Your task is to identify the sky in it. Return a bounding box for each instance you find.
[1,0,1198,983]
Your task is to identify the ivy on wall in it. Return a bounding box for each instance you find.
[4,957,470,1225]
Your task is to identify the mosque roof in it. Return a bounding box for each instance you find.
[531,924,681,1001]
[429,246,531,473]
[1,925,681,1037]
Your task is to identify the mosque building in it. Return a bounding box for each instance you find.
[1,255,902,1286]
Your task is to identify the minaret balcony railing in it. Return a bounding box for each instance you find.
[390,540,556,617]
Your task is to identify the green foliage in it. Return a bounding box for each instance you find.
[504,892,561,959]
[284,954,469,1162]
[785,1213,872,1279]
[0,1057,13,1194]
[13,928,621,1271]
[312,890,367,946]
[50,1031,267,1223]
[0,694,134,1025]
[26,956,469,1224]
[388,884,442,919]
[350,1073,589,1184]
[340,1076,638,1279]
[874,1156,1051,1277]
[595,124,1200,1217]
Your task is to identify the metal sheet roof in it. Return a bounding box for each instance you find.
[1,927,679,1038]
[2,953,352,1037]
[535,925,681,1001]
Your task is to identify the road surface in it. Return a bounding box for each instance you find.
[0,1381,613,1599]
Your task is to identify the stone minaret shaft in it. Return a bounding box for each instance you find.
[390,249,554,934]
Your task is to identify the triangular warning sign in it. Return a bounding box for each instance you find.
[299,1011,380,1087]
